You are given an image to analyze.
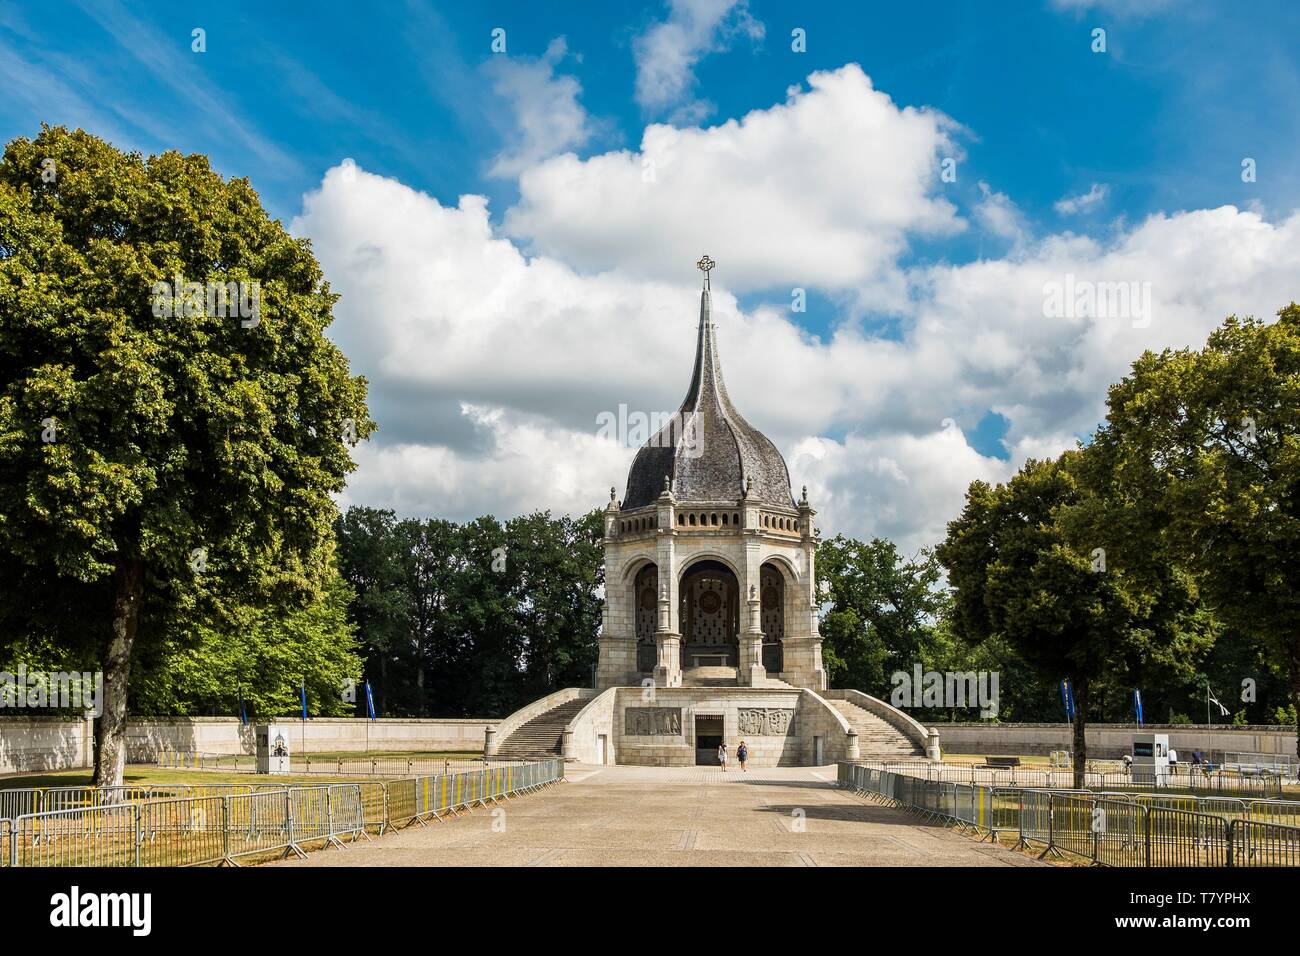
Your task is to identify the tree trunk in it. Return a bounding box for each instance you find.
[93,557,143,788]
[1072,676,1088,790]
[1290,656,1300,783]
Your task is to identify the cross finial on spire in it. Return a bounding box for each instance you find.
[696,254,715,290]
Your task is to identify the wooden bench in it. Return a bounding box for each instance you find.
[981,756,1021,770]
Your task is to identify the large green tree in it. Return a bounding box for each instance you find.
[0,127,372,784]
[1096,305,1300,757]
[817,535,950,697]
[130,563,362,719]
[335,506,603,718]
[938,449,1209,786]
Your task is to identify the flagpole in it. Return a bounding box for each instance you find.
[1207,680,1212,759]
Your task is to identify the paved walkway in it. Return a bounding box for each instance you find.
[273,764,1044,867]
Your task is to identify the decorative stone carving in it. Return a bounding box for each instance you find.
[625,707,683,736]
[738,708,795,736]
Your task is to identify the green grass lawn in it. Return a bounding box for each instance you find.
[0,767,371,789]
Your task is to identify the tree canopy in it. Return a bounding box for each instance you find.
[0,126,372,783]
[335,506,604,718]
[1095,304,1300,753]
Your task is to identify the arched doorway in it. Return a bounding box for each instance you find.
[760,561,786,673]
[679,559,739,668]
[633,563,658,673]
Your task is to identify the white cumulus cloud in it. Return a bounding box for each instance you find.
[295,65,1300,554]
[504,64,964,292]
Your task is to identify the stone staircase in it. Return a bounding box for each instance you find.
[829,698,925,759]
[495,698,589,759]
[682,666,738,687]
[680,666,793,688]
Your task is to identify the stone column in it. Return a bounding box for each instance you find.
[653,630,682,687]
[483,725,497,757]
[652,498,681,687]
[740,534,766,687]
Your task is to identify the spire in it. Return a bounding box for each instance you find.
[619,255,796,510]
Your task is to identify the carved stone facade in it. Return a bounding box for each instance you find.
[737,708,795,737]
[624,707,683,736]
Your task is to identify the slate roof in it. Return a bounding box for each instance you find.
[622,288,796,510]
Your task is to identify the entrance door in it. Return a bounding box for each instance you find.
[814,735,824,766]
[597,734,607,765]
[695,715,724,765]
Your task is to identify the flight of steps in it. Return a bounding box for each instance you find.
[494,698,589,759]
[681,666,738,687]
[679,666,794,688]
[829,698,925,759]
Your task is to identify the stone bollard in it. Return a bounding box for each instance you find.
[562,728,576,762]
[927,728,941,761]
[483,725,496,757]
[847,727,860,761]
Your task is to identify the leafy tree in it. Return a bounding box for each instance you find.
[398,515,462,716]
[507,509,603,698]
[131,563,362,719]
[0,127,372,784]
[938,448,1208,786]
[817,535,948,697]
[1096,305,1300,756]
[334,507,415,715]
[335,506,604,718]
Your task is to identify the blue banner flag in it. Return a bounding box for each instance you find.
[1134,688,1144,726]
[365,680,376,721]
[300,680,308,721]
[1060,679,1076,721]
[238,683,248,726]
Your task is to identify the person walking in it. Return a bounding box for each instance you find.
[718,741,728,772]
[737,740,748,772]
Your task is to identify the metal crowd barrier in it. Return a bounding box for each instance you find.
[2,759,564,867]
[839,762,1300,868]
[9,784,366,867]
[406,758,564,824]
[1232,819,1300,867]
[1147,807,1229,866]
[855,759,1285,798]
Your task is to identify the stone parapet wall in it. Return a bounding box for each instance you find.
[0,716,498,772]
[932,722,1297,759]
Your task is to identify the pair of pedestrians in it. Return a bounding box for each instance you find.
[717,739,748,771]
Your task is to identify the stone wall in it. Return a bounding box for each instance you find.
[0,715,95,774]
[0,716,497,773]
[934,722,1297,759]
[565,688,619,764]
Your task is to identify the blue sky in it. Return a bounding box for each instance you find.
[5,1,1295,235]
[4,0,1299,549]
